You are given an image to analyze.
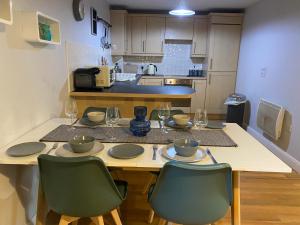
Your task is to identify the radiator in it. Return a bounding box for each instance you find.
[256,99,285,140]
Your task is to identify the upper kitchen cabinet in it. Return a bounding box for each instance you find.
[131,16,147,54]
[191,18,208,57]
[145,16,165,54]
[130,15,165,55]
[165,17,193,40]
[208,14,243,72]
[111,10,127,55]
[0,0,13,25]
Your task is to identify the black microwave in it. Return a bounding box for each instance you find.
[73,67,102,91]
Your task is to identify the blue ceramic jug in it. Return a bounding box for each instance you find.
[130,106,151,136]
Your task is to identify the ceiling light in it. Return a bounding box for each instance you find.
[169,9,195,16]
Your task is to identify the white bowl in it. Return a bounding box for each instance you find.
[87,111,105,123]
[173,114,190,126]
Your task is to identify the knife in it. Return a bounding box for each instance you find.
[206,148,218,164]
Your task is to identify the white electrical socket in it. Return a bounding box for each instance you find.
[260,67,267,78]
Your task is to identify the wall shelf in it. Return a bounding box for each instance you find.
[0,0,13,25]
[21,11,61,45]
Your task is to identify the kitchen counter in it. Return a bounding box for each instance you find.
[70,75,195,99]
[139,74,207,80]
[70,75,195,117]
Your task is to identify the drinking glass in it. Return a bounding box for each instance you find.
[158,104,171,133]
[194,109,208,129]
[65,98,78,129]
[106,107,120,141]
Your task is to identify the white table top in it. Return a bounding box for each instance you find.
[0,118,291,173]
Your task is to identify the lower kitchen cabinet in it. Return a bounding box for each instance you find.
[138,78,164,86]
[205,72,236,114]
[191,79,207,113]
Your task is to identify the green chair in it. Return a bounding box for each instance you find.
[149,109,184,121]
[38,155,127,225]
[148,162,232,225]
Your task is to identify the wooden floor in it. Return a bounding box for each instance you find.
[47,171,300,225]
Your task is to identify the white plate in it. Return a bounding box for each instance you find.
[55,142,104,157]
[161,144,207,163]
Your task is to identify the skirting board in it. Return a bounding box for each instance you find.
[247,126,300,173]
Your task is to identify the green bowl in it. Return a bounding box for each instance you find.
[173,138,199,157]
[69,135,95,153]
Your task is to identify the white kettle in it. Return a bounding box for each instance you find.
[145,64,157,75]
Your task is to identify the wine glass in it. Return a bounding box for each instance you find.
[194,109,208,129]
[106,107,120,141]
[65,98,78,129]
[158,104,171,133]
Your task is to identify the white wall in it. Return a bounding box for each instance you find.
[236,0,300,168]
[0,0,110,224]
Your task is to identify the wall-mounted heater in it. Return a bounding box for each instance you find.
[256,99,285,140]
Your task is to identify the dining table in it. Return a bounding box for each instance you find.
[0,118,291,225]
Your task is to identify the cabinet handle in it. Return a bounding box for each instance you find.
[208,74,212,85]
[193,42,196,53]
[142,41,144,52]
[161,41,164,53]
[210,58,213,70]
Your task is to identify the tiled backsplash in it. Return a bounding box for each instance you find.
[115,41,205,75]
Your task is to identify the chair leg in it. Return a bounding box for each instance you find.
[91,216,104,225]
[142,173,156,194]
[58,215,79,225]
[158,218,166,225]
[148,209,155,224]
[111,209,122,225]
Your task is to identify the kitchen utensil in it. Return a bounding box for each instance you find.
[144,64,157,75]
[46,143,58,155]
[68,135,95,153]
[152,144,158,160]
[206,148,218,164]
[161,144,206,163]
[7,142,46,157]
[173,138,199,157]
[108,144,144,159]
[55,142,104,157]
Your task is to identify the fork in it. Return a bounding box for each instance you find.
[206,148,218,164]
[152,144,158,160]
[46,143,58,155]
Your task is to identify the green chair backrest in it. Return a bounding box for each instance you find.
[38,155,124,217]
[82,107,107,118]
[150,109,184,120]
[148,162,232,225]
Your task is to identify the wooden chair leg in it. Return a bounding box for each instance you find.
[91,216,104,225]
[158,218,166,225]
[58,215,79,225]
[142,173,156,194]
[111,209,122,225]
[148,209,155,224]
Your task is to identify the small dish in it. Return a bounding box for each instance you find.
[166,120,193,129]
[55,142,104,157]
[108,144,144,159]
[173,114,190,126]
[206,121,226,129]
[87,111,105,123]
[161,144,206,163]
[69,135,95,153]
[6,142,46,157]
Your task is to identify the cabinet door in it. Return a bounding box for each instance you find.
[191,80,207,113]
[165,17,193,40]
[146,17,165,54]
[205,72,236,114]
[142,78,164,86]
[191,19,208,57]
[111,11,126,55]
[131,16,146,54]
[208,25,241,71]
